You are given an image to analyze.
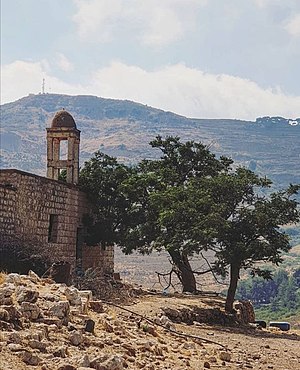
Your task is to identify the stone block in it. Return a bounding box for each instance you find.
[49,301,70,319]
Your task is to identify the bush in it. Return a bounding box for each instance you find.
[0,233,51,275]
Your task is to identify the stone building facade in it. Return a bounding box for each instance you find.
[0,111,114,275]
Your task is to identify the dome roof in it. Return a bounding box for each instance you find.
[51,110,76,129]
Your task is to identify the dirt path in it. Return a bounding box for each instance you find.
[115,294,300,370]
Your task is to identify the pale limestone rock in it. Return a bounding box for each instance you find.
[41,317,62,328]
[57,364,76,370]
[90,354,110,368]
[0,296,13,305]
[20,302,41,320]
[21,351,41,366]
[144,365,155,370]
[78,290,93,301]
[5,274,22,285]
[219,351,231,362]
[52,346,67,358]
[41,293,56,301]
[69,330,83,346]
[28,270,41,283]
[8,343,24,352]
[48,323,60,333]
[80,353,90,367]
[182,342,196,350]
[153,344,163,356]
[122,343,136,357]
[81,297,89,314]
[102,320,114,333]
[1,305,22,321]
[16,286,39,303]
[145,324,158,336]
[158,315,169,325]
[30,328,48,341]
[0,284,15,300]
[29,339,47,351]
[91,354,124,370]
[0,308,10,321]
[49,300,70,318]
[64,287,82,305]
[8,332,22,344]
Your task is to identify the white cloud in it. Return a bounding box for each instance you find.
[284,13,300,37]
[1,60,299,120]
[89,62,300,120]
[135,3,183,47]
[252,0,272,8]
[72,0,205,47]
[73,0,123,42]
[56,53,74,72]
[0,60,86,104]
[252,0,287,8]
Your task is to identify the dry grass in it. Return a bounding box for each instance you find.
[0,271,7,285]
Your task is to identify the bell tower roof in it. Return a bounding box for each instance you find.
[47,110,80,185]
[51,110,77,129]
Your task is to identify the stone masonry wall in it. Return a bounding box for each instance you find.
[0,183,17,238]
[82,245,114,274]
[0,169,114,274]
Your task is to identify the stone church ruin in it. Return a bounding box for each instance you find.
[0,110,113,275]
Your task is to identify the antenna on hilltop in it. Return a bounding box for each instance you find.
[42,78,45,94]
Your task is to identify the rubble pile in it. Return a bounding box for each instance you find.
[0,271,229,370]
[162,300,255,326]
[73,268,145,304]
[162,306,237,326]
[1,271,298,370]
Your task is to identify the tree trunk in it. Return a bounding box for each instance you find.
[168,250,197,292]
[225,263,240,312]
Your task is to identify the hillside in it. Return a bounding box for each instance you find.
[0,271,299,370]
[1,93,299,191]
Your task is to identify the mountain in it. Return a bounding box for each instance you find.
[1,93,299,190]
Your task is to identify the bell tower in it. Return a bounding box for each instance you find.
[46,110,80,184]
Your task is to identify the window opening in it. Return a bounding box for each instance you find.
[59,139,68,160]
[48,214,58,243]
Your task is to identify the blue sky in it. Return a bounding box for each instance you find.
[1,0,300,119]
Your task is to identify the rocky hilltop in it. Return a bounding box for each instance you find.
[1,94,299,190]
[0,271,300,370]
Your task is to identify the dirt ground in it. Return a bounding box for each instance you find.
[116,294,300,370]
[1,276,299,370]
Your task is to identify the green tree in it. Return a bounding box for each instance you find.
[79,138,299,314]
[79,151,135,246]
[120,136,232,292]
[212,175,300,312]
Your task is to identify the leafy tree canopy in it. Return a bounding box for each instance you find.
[79,152,135,246]
[79,136,300,312]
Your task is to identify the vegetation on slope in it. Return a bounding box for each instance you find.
[236,267,300,323]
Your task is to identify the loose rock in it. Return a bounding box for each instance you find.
[219,351,231,362]
[69,330,83,346]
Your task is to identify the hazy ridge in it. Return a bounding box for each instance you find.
[1,93,299,193]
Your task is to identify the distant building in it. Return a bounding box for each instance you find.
[0,111,113,274]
